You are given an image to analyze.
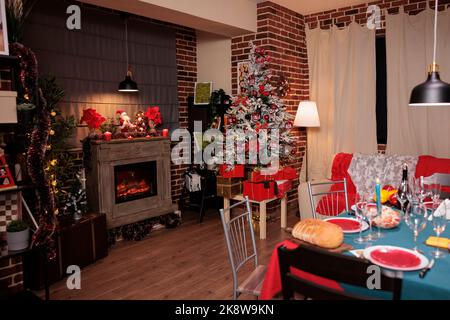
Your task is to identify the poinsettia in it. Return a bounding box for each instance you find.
[145,106,162,127]
[80,108,106,130]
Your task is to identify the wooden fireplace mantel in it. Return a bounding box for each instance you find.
[85,137,177,229]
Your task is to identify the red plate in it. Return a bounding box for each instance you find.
[371,248,421,268]
[325,218,361,232]
[363,246,429,271]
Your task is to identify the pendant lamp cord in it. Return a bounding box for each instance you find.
[125,18,129,73]
[433,0,438,64]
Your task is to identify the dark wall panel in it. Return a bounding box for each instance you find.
[23,0,179,142]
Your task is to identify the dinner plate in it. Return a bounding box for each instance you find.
[324,217,369,234]
[363,245,429,271]
[351,204,389,212]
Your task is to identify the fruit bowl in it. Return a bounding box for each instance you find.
[372,207,401,229]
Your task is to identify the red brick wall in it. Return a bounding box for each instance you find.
[172,27,197,201]
[0,257,23,296]
[231,1,308,208]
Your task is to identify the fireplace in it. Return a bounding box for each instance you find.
[114,161,157,204]
[86,137,177,228]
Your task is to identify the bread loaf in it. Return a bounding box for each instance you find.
[292,219,344,249]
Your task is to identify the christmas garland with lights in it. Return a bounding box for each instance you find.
[10,43,56,258]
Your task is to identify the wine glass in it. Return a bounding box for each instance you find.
[431,200,447,258]
[404,202,428,253]
[354,194,367,244]
[411,177,428,203]
[363,202,379,241]
[374,205,384,239]
[429,181,441,204]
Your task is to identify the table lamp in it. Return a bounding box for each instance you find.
[294,101,320,182]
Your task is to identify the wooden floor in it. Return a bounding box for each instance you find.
[41,207,299,300]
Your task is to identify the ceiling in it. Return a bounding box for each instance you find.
[255,0,369,15]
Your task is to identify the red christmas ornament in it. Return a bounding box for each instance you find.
[264,114,269,121]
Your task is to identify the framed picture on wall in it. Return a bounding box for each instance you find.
[237,61,249,95]
[0,0,9,55]
[194,82,212,105]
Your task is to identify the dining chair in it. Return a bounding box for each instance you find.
[278,244,403,300]
[307,178,349,218]
[220,196,267,300]
[422,173,450,198]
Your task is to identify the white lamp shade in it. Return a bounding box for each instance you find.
[294,101,320,127]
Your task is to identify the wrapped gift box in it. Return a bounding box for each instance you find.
[275,180,292,198]
[274,166,298,180]
[216,177,243,198]
[243,180,277,201]
[219,164,245,178]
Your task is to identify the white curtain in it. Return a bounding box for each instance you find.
[305,23,377,181]
[386,7,450,157]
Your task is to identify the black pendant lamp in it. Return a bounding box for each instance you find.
[409,0,450,107]
[118,16,138,92]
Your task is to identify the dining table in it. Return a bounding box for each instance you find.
[260,211,450,300]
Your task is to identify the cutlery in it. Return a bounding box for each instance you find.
[419,259,435,278]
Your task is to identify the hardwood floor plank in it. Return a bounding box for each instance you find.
[39,208,299,300]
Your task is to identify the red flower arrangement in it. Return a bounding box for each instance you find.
[80,108,106,130]
[145,106,162,127]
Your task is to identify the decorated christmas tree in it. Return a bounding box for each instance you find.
[224,43,295,168]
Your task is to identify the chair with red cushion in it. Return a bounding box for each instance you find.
[307,178,350,218]
[278,244,402,300]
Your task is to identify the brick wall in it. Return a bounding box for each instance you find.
[231,1,308,209]
[0,256,23,296]
[171,27,197,201]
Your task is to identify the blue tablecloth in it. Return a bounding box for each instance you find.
[340,212,450,300]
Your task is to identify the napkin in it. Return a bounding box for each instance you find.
[425,236,450,250]
[435,199,450,220]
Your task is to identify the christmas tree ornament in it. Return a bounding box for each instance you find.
[134,110,148,133]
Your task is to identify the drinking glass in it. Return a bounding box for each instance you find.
[411,177,428,203]
[354,194,367,244]
[404,202,428,253]
[375,205,384,239]
[429,182,441,204]
[431,200,447,258]
[363,202,379,241]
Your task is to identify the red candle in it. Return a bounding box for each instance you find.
[162,129,169,137]
[104,131,112,142]
[145,135,151,139]
[127,135,133,140]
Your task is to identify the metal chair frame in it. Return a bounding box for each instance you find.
[220,197,259,300]
[307,178,349,218]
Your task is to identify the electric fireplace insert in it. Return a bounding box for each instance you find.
[114,161,157,204]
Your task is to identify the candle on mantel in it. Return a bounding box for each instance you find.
[162,129,169,137]
[104,131,112,142]
[375,178,382,213]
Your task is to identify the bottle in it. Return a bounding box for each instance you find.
[397,163,409,211]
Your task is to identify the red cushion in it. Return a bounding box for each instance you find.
[415,155,450,192]
[316,153,356,216]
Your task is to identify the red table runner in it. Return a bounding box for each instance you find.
[259,240,344,300]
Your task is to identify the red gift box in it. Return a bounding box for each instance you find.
[275,180,292,198]
[243,180,277,201]
[274,166,298,180]
[219,164,245,178]
[248,167,279,182]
